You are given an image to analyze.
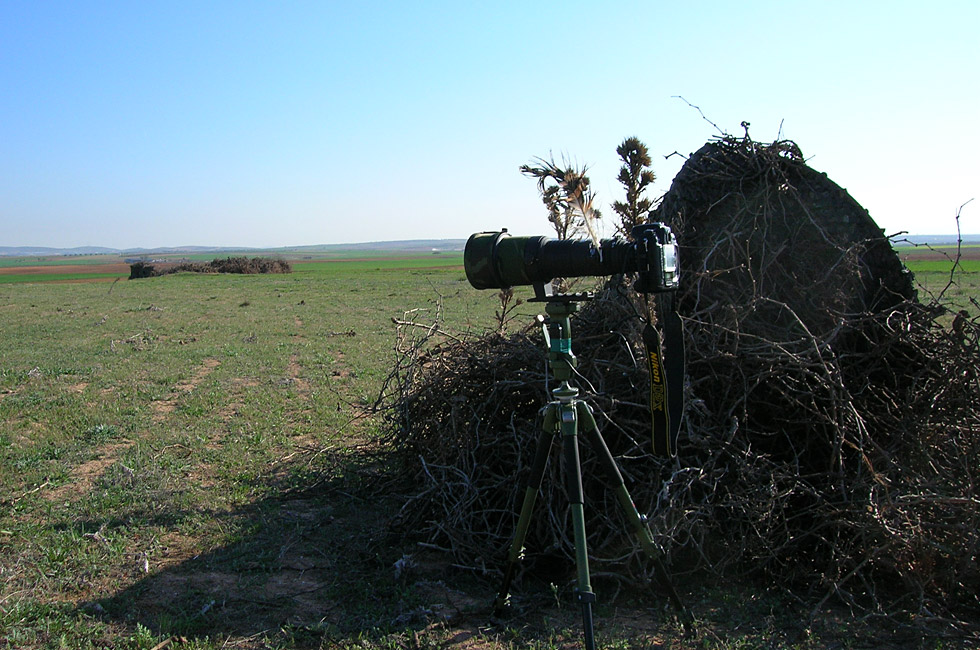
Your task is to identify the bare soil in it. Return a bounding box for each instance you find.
[0,262,130,276]
[899,246,980,261]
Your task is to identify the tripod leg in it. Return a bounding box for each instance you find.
[493,406,557,616]
[560,402,597,650]
[577,402,695,634]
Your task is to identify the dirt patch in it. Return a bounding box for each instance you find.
[284,354,310,395]
[152,532,205,568]
[109,497,346,634]
[216,401,244,420]
[44,441,133,503]
[151,359,221,422]
[328,351,353,379]
[216,376,261,420]
[150,400,176,421]
[177,358,221,393]
[137,570,240,608]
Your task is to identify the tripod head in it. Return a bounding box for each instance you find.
[538,299,582,390]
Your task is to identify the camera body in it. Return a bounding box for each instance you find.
[464,223,678,294]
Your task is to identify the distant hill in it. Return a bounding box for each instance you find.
[0,240,467,257]
[0,246,122,256]
[276,240,466,253]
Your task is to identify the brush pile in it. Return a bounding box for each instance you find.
[129,256,291,279]
[380,137,980,629]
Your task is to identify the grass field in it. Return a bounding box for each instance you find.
[1,250,976,649]
[901,251,980,312]
[0,262,508,650]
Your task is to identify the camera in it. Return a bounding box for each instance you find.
[464,223,679,295]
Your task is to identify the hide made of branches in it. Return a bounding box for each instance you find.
[382,137,980,629]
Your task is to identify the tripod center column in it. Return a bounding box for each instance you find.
[545,301,579,389]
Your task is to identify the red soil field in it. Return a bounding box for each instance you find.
[0,262,130,276]
[899,246,980,262]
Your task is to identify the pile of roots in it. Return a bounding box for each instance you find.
[129,256,291,279]
[380,138,980,630]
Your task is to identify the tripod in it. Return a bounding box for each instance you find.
[493,297,692,650]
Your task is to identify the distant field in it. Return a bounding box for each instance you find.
[904,259,980,273]
[0,243,975,317]
[898,246,979,309]
[0,252,465,284]
[292,253,463,274]
[0,272,128,284]
[0,256,125,268]
[897,243,980,262]
[0,262,131,284]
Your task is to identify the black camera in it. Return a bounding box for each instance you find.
[464,223,678,295]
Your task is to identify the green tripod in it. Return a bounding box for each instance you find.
[493,298,693,650]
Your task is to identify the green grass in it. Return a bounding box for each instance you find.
[904,259,980,274]
[1,260,974,649]
[0,263,522,649]
[907,265,980,314]
[0,272,127,284]
[291,253,463,274]
[0,255,123,269]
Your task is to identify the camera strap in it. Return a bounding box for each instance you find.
[643,293,685,457]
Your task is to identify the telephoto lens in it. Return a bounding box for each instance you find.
[463,223,678,293]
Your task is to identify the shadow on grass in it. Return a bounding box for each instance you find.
[82,461,492,646]
[64,446,965,650]
[67,459,883,650]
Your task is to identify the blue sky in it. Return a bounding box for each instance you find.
[1,1,977,249]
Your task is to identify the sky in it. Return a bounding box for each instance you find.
[1,1,977,249]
